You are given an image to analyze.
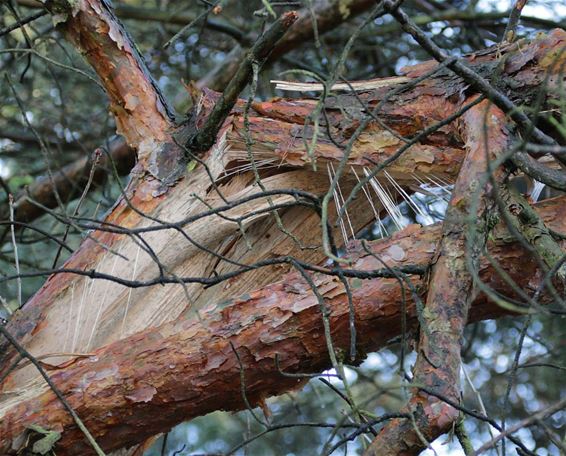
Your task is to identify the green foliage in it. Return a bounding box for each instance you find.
[25,424,61,455]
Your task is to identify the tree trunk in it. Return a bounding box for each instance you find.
[0,0,564,452]
[1,194,565,454]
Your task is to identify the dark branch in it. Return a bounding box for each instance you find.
[188,11,299,152]
[382,0,559,149]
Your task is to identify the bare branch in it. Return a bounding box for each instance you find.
[1,194,564,453]
[364,99,510,455]
[1,137,134,225]
[382,0,562,149]
[188,11,298,152]
[49,0,175,153]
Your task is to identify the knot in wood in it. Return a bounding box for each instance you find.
[508,203,522,216]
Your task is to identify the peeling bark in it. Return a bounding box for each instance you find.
[52,0,174,151]
[0,13,564,453]
[0,27,564,395]
[1,193,565,454]
[364,99,510,455]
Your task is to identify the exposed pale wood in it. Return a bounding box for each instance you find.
[1,30,564,455]
[0,107,465,390]
[271,76,409,92]
[2,28,564,392]
[1,194,565,454]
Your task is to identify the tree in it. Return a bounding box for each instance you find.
[0,0,564,455]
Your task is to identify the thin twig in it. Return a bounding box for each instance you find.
[52,149,102,268]
[473,397,566,455]
[8,195,22,308]
[381,0,559,149]
[0,9,47,38]
[503,0,528,43]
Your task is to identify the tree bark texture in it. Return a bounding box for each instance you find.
[2,28,562,384]
[365,99,510,455]
[1,194,565,454]
[0,0,564,452]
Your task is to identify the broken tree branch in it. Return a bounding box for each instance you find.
[382,0,563,150]
[1,192,566,454]
[0,30,563,391]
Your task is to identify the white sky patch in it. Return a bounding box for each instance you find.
[361,352,384,369]
[477,0,566,18]
[320,366,358,385]
[0,160,9,179]
[421,439,462,456]
[524,2,566,19]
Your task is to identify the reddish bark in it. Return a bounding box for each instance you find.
[0,6,564,451]
[0,0,184,377]
[365,100,510,455]
[56,0,173,150]
[0,27,564,400]
[1,193,565,454]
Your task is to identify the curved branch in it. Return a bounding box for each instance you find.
[364,99,510,455]
[0,31,563,390]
